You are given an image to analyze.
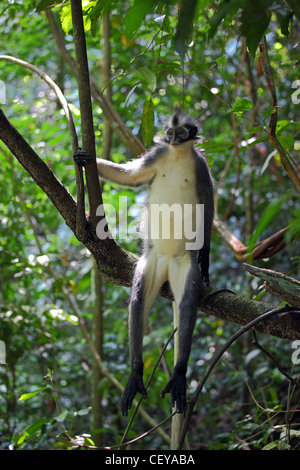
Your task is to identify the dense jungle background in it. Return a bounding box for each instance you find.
[0,0,299,450]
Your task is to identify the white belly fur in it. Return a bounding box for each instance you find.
[142,144,198,257]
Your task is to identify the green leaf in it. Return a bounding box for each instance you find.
[208,0,245,39]
[216,56,227,68]
[276,120,290,132]
[248,198,285,254]
[142,99,155,147]
[228,98,253,114]
[285,208,300,244]
[19,386,50,401]
[60,4,72,35]
[246,136,269,147]
[278,133,294,151]
[261,150,277,175]
[125,0,157,35]
[262,441,280,450]
[55,409,69,423]
[246,126,264,134]
[276,10,293,36]
[200,140,235,151]
[138,67,157,94]
[240,2,272,58]
[36,0,61,11]
[16,418,50,446]
[263,107,275,119]
[125,84,140,108]
[174,0,198,54]
[87,0,114,23]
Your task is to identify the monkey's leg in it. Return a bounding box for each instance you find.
[121,250,168,416]
[161,253,201,413]
[199,245,210,285]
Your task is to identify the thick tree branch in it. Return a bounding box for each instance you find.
[70,0,103,231]
[244,264,300,309]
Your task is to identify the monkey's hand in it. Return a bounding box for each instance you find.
[73,149,92,166]
[161,370,186,414]
[121,372,147,416]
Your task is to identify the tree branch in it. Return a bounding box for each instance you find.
[70,0,103,231]
[259,37,300,193]
[244,263,300,309]
[213,217,288,261]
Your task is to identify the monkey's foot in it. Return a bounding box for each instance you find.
[161,372,187,413]
[121,373,147,416]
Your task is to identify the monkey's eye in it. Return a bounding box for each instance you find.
[166,128,174,137]
[177,127,188,138]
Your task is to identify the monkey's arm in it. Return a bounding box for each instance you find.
[96,157,156,188]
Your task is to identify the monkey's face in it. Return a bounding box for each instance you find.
[163,110,198,145]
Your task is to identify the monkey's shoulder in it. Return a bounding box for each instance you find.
[141,143,169,167]
[139,143,212,186]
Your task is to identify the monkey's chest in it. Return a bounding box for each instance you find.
[145,158,199,255]
[150,160,197,206]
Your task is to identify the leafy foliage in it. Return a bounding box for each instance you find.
[0,0,299,451]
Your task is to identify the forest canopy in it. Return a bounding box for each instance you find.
[0,0,299,451]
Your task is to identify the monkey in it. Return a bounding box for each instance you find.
[74,108,214,415]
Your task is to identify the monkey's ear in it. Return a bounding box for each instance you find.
[190,125,198,138]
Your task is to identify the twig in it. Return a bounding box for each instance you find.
[221,42,247,221]
[259,37,300,192]
[223,358,279,413]
[0,55,78,151]
[107,410,177,450]
[252,330,299,387]
[177,304,300,449]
